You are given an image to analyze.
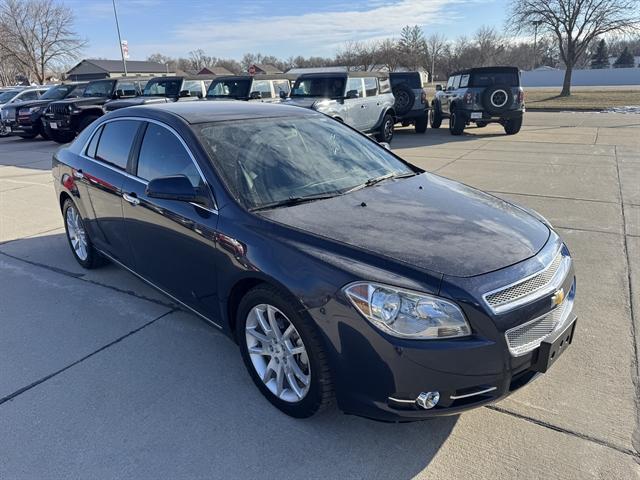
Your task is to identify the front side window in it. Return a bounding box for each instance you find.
[251,80,273,99]
[291,77,345,98]
[206,79,251,99]
[116,81,137,96]
[446,76,454,89]
[144,78,181,97]
[272,80,290,96]
[136,123,202,188]
[363,77,378,97]
[452,75,461,89]
[18,91,39,101]
[195,115,414,210]
[83,80,115,98]
[94,120,141,170]
[346,77,364,97]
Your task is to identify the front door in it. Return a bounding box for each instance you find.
[121,121,222,322]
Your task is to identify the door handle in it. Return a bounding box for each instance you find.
[72,169,84,179]
[360,104,366,109]
[123,192,140,206]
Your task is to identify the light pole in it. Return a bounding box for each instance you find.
[531,20,543,70]
[112,0,127,76]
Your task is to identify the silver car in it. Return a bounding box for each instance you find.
[285,72,396,143]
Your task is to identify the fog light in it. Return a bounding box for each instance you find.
[416,391,440,409]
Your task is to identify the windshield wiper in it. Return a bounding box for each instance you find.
[345,171,417,194]
[251,192,340,212]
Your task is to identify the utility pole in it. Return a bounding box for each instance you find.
[112,0,127,76]
[531,20,543,70]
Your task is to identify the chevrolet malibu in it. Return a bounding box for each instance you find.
[52,102,577,420]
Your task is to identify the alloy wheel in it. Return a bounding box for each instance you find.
[245,304,311,403]
[65,204,88,261]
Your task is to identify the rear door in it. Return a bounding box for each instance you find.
[121,120,222,321]
[344,77,366,129]
[362,77,381,131]
[442,75,460,115]
[78,119,143,265]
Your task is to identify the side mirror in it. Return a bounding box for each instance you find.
[345,89,359,99]
[146,175,207,205]
[115,89,125,98]
[279,90,287,99]
[435,84,443,91]
[179,89,191,98]
[249,91,262,100]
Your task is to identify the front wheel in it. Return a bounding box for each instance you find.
[62,199,105,269]
[504,116,522,135]
[449,110,465,135]
[18,132,38,140]
[414,112,428,133]
[430,104,442,128]
[50,130,75,144]
[375,113,394,143]
[237,285,334,418]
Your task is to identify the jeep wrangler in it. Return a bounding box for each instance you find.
[105,76,207,112]
[431,66,524,136]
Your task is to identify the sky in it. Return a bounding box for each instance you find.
[65,0,510,62]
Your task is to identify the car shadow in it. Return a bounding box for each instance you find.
[393,121,510,149]
[0,232,459,478]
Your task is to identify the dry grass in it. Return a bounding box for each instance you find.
[524,89,640,111]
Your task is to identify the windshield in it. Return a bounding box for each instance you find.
[83,80,114,97]
[0,90,20,103]
[291,77,345,98]
[40,85,77,100]
[195,115,414,210]
[206,79,251,99]
[470,71,519,87]
[143,78,182,97]
[67,85,86,98]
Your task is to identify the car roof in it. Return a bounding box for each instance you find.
[211,74,297,81]
[296,71,388,79]
[112,100,314,124]
[450,66,520,77]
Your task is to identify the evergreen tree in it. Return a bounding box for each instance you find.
[613,46,635,68]
[398,25,427,70]
[590,39,610,69]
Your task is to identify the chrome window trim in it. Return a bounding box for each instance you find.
[97,248,223,330]
[482,247,570,314]
[80,115,218,213]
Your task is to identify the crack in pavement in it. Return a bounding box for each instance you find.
[0,309,177,408]
[487,405,640,460]
[0,250,176,309]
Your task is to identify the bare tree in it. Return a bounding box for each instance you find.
[508,0,640,96]
[0,0,85,84]
[0,53,22,86]
[377,38,401,71]
[188,49,216,72]
[426,33,446,81]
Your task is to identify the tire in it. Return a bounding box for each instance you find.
[475,121,488,128]
[40,127,50,140]
[78,114,99,132]
[237,285,334,418]
[0,124,10,137]
[62,198,105,269]
[50,130,75,144]
[375,113,394,143]
[481,85,514,115]
[392,83,415,116]
[414,112,428,133]
[503,116,523,135]
[430,103,442,128]
[18,132,38,139]
[449,109,465,136]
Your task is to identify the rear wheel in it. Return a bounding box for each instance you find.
[430,103,442,128]
[449,109,465,135]
[18,132,38,139]
[414,113,428,133]
[503,116,522,135]
[62,199,104,269]
[237,285,334,418]
[375,113,394,143]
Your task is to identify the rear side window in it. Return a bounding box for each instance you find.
[452,75,461,89]
[20,91,39,101]
[116,81,137,96]
[459,74,470,88]
[251,80,273,99]
[364,77,378,96]
[183,80,203,97]
[94,120,141,170]
[272,80,290,96]
[470,71,519,87]
[85,126,103,158]
[378,77,391,94]
[136,123,202,188]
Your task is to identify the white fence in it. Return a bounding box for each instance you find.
[521,67,639,87]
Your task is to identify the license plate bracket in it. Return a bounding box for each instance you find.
[532,317,577,373]
[50,122,57,129]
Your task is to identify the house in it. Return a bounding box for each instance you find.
[197,66,234,76]
[66,59,171,81]
[248,63,282,75]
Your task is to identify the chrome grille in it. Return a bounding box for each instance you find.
[505,293,573,356]
[485,250,565,311]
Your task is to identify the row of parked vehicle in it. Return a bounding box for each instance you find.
[0,66,525,144]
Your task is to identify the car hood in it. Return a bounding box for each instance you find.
[285,97,333,109]
[259,173,550,277]
[52,96,108,107]
[12,99,51,109]
[105,96,170,111]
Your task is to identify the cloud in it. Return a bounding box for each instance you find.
[171,0,464,57]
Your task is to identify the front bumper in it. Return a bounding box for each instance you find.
[42,113,74,133]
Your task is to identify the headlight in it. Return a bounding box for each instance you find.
[343,282,471,339]
[28,106,42,114]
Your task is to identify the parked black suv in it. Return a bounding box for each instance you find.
[44,77,148,143]
[10,83,86,139]
[105,76,208,112]
[389,72,428,133]
[431,66,524,136]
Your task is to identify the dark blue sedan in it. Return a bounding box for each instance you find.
[52,101,577,421]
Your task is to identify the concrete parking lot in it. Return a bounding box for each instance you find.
[1,112,638,479]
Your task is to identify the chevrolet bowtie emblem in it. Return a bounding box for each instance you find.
[551,288,565,306]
